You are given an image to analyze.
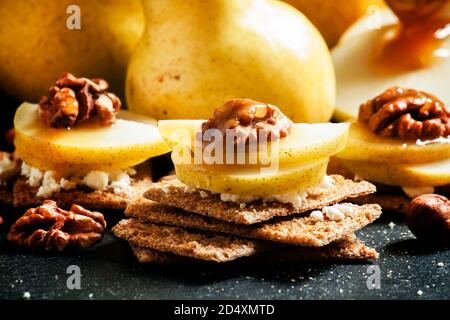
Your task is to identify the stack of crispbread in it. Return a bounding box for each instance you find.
[113,175,382,264]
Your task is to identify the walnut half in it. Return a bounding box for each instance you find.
[39,73,121,128]
[201,99,293,146]
[7,200,107,251]
[359,87,450,140]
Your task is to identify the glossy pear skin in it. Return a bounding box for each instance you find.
[126,0,335,123]
[284,0,384,47]
[0,0,144,102]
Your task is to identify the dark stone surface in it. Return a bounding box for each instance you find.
[1,211,449,300]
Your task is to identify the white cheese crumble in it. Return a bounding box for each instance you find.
[37,171,61,198]
[83,171,109,191]
[218,176,335,209]
[309,210,324,221]
[322,206,345,221]
[415,136,450,146]
[0,153,19,184]
[388,222,396,230]
[21,162,136,198]
[402,186,435,198]
[309,203,355,221]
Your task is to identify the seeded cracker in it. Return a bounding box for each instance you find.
[126,198,381,247]
[143,175,376,224]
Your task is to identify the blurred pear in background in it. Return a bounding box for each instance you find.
[284,0,385,47]
[126,0,335,123]
[0,0,144,102]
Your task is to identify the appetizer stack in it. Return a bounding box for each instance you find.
[114,99,382,263]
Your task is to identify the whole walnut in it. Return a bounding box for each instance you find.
[406,194,450,245]
[7,200,107,251]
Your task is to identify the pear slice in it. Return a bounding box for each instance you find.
[337,158,450,187]
[158,120,349,166]
[174,159,328,197]
[335,122,450,164]
[14,102,170,174]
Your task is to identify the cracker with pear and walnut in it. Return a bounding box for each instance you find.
[126,198,381,247]
[128,235,378,264]
[143,175,376,225]
[13,162,152,210]
[113,219,276,262]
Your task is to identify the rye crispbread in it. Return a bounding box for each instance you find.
[349,193,410,214]
[0,186,13,207]
[113,219,275,262]
[128,235,378,264]
[143,175,376,224]
[12,162,152,210]
[125,198,382,247]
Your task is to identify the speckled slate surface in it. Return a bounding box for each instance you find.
[0,211,449,300]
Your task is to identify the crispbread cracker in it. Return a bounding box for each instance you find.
[0,186,13,207]
[12,162,152,210]
[126,198,382,247]
[143,175,376,224]
[129,236,378,264]
[349,194,410,214]
[113,219,275,262]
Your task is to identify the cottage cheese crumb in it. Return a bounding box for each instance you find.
[437,262,444,267]
[21,162,44,187]
[36,171,61,198]
[60,177,77,191]
[0,153,18,184]
[417,290,423,296]
[162,185,171,194]
[183,185,196,194]
[110,171,133,196]
[21,162,135,197]
[322,206,345,221]
[217,176,336,208]
[310,210,324,221]
[83,171,109,191]
[388,222,396,230]
[22,292,31,299]
[199,191,209,198]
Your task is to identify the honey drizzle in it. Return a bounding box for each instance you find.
[375,0,450,72]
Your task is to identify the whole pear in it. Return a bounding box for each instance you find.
[284,0,385,48]
[126,0,335,122]
[0,0,144,102]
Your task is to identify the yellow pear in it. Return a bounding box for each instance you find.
[174,159,328,197]
[0,0,144,102]
[159,120,349,166]
[284,0,384,47]
[126,0,335,123]
[14,103,170,175]
[333,8,450,121]
[335,122,450,164]
[337,158,450,187]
